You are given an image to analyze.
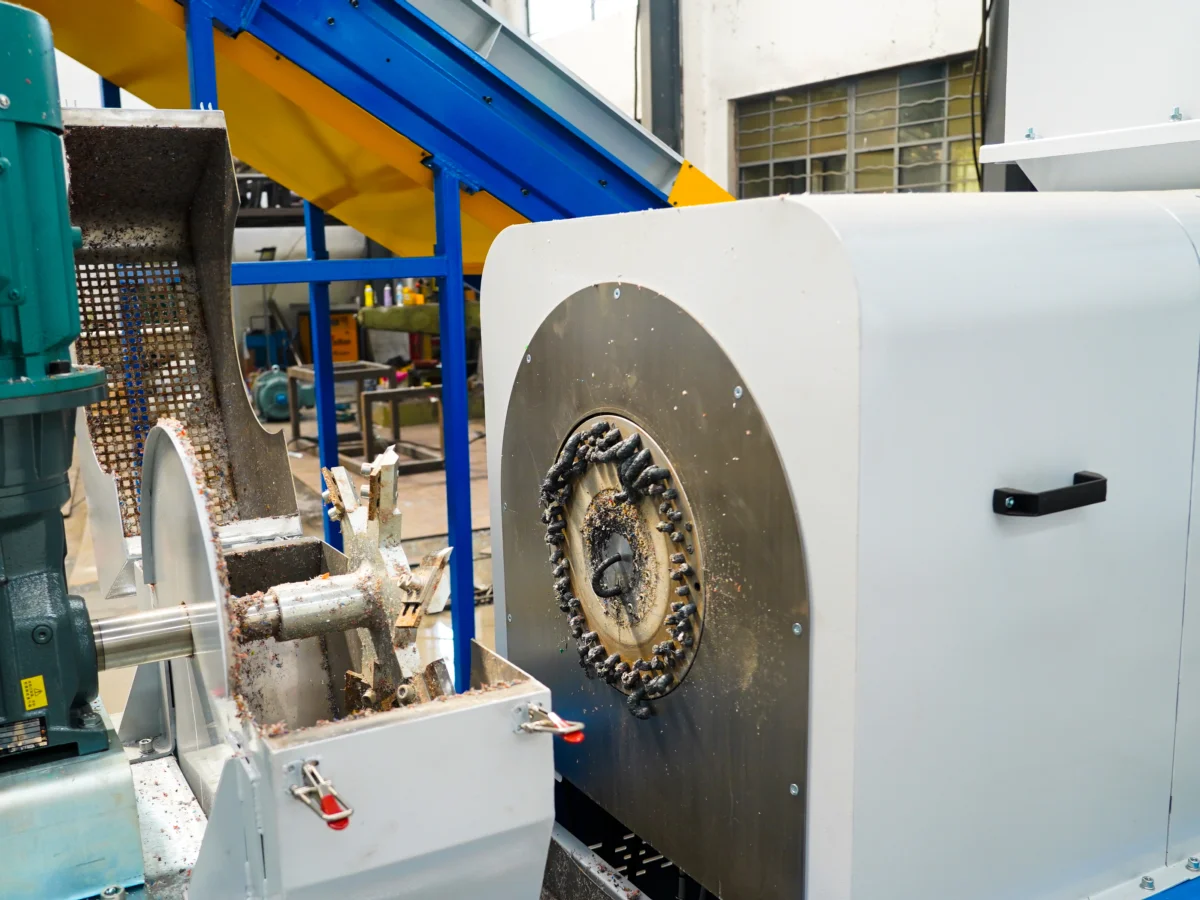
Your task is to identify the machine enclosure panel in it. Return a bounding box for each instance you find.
[482,193,1200,900]
[839,195,1200,899]
[1150,195,1200,870]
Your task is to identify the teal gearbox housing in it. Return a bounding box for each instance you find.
[0,1,109,760]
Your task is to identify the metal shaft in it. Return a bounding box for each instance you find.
[91,605,210,672]
[90,575,380,672]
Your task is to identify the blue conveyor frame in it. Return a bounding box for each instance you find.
[180,0,679,690]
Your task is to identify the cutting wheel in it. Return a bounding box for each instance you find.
[542,415,705,711]
[139,419,236,723]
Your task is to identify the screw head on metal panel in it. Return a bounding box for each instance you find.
[1004,496,1015,509]
[137,737,154,756]
[792,622,803,636]
[1025,127,1036,140]
[30,624,52,644]
[326,16,335,24]
[734,385,744,399]
[101,887,125,899]
[507,614,513,623]
[82,710,102,726]
[1189,857,1200,872]
[613,288,621,299]
[789,783,800,796]
[7,288,19,301]
[525,353,532,363]
[0,95,9,110]
[1141,875,1156,890]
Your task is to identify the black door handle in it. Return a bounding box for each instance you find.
[993,471,1107,517]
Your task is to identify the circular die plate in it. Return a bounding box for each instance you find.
[549,414,704,697]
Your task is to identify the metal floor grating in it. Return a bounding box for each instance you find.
[553,778,703,899]
[75,259,238,536]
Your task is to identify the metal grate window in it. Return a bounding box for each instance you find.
[76,259,239,537]
[736,56,982,198]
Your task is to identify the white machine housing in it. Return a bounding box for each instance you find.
[981,0,1200,190]
[483,193,1200,900]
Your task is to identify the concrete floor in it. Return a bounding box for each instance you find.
[65,411,496,718]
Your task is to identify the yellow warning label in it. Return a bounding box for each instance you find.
[20,675,47,711]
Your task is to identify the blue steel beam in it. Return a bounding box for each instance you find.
[433,165,475,692]
[99,78,122,109]
[1165,876,1200,897]
[185,0,219,109]
[205,0,669,222]
[304,201,343,551]
[231,256,446,286]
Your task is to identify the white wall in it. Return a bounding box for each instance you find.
[55,51,150,110]
[682,0,980,188]
[531,0,979,191]
[538,5,643,119]
[487,0,529,34]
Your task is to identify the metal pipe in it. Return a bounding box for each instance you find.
[91,605,209,672]
[233,574,376,644]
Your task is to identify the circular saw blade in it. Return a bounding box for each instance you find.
[140,419,236,725]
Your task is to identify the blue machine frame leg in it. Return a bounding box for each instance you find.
[304,201,343,551]
[184,0,218,109]
[433,167,475,691]
[99,78,121,109]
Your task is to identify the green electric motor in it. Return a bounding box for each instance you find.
[253,365,315,421]
[0,2,109,759]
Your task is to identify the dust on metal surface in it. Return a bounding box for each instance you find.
[501,284,810,900]
[66,120,239,536]
[540,415,706,719]
[133,756,206,900]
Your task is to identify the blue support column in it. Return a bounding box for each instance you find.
[304,201,343,551]
[99,79,121,109]
[185,0,219,109]
[433,166,475,691]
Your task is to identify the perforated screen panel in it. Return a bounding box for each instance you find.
[75,259,239,536]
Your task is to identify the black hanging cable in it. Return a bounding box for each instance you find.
[970,0,994,186]
[633,0,642,123]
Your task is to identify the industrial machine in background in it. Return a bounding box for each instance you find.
[484,5,1200,898]
[0,8,568,899]
[252,365,314,422]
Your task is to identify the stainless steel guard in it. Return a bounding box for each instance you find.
[500,284,810,899]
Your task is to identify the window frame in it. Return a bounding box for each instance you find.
[735,55,981,198]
